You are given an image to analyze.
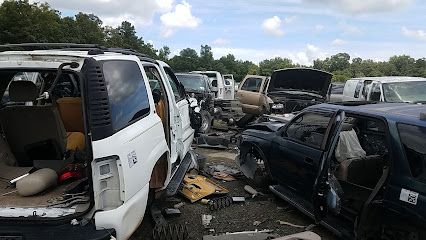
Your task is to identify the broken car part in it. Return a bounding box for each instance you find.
[202,214,213,227]
[151,204,188,240]
[180,174,228,203]
[208,196,233,211]
[244,185,264,198]
[273,231,321,240]
[203,229,277,240]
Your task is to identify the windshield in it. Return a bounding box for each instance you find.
[176,74,208,92]
[383,81,426,103]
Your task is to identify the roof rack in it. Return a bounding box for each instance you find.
[0,43,157,63]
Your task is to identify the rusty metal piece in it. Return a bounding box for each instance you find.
[180,174,228,203]
[152,224,188,240]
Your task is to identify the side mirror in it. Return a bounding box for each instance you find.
[152,89,161,104]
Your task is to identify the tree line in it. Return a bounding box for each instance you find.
[1,0,425,82]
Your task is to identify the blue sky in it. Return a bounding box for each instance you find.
[28,0,426,65]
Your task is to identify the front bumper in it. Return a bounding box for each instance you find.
[0,221,114,240]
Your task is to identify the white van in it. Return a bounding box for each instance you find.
[192,71,235,100]
[343,76,426,103]
[0,45,196,240]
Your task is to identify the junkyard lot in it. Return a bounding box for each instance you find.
[131,147,337,240]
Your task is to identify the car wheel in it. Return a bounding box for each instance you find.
[245,148,273,188]
[199,110,212,133]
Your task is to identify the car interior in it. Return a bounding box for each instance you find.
[145,66,170,146]
[331,115,389,217]
[0,70,90,213]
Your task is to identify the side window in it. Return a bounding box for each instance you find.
[241,78,262,92]
[164,67,185,102]
[103,60,150,132]
[285,112,332,149]
[370,83,382,101]
[144,66,162,91]
[398,124,426,183]
[354,81,363,98]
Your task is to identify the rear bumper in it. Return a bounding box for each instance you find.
[0,221,114,240]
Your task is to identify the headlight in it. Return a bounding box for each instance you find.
[271,103,284,110]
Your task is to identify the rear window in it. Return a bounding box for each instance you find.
[398,123,426,183]
[103,60,150,132]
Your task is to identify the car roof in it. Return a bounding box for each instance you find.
[310,103,426,127]
[349,76,426,83]
[176,72,206,77]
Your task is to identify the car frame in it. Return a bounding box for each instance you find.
[237,102,426,239]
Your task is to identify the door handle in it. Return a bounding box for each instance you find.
[304,157,314,165]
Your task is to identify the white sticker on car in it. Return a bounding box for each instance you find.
[399,188,419,205]
[127,151,137,168]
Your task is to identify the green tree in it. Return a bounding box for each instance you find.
[0,0,63,44]
[199,45,214,70]
[158,46,171,61]
[258,57,295,76]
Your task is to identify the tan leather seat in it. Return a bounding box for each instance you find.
[155,98,167,129]
[56,97,84,133]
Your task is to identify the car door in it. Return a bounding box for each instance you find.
[269,110,336,198]
[163,66,194,157]
[237,77,264,113]
[312,110,345,222]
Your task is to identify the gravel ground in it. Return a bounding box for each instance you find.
[131,147,338,240]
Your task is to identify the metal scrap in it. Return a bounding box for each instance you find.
[180,174,228,203]
[202,229,277,240]
[273,231,321,240]
[202,214,213,227]
[244,185,264,198]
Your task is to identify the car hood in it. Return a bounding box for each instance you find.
[267,68,332,97]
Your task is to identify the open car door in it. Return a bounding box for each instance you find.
[312,110,345,222]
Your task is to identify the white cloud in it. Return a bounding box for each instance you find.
[160,1,201,37]
[32,0,173,27]
[211,44,327,66]
[262,16,284,37]
[302,0,413,14]
[314,24,325,32]
[212,38,230,46]
[331,38,347,46]
[283,16,297,24]
[402,27,426,41]
[289,44,328,66]
[339,21,362,35]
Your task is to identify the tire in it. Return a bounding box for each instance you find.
[199,110,212,133]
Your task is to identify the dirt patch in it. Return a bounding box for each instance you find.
[131,147,337,240]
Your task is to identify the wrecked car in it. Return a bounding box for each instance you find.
[176,73,215,133]
[237,102,426,239]
[236,75,270,115]
[0,44,197,240]
[267,68,332,115]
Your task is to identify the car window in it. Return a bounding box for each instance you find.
[370,83,381,101]
[354,81,362,98]
[103,60,150,132]
[144,66,162,91]
[241,77,263,92]
[398,123,426,184]
[285,112,332,149]
[164,67,185,102]
[362,80,372,99]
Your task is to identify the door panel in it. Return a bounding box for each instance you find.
[269,111,334,198]
[237,77,264,112]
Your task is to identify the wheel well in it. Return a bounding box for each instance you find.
[149,153,169,189]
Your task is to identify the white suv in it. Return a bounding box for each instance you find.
[0,44,196,240]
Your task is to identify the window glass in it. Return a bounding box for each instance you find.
[241,77,263,92]
[285,112,332,149]
[145,66,162,91]
[354,81,362,98]
[383,81,426,103]
[103,60,150,131]
[369,83,381,101]
[164,67,185,101]
[398,124,426,183]
[362,80,372,99]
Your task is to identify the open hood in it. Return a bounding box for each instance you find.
[268,68,332,97]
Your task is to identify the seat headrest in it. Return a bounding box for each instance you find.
[9,81,38,102]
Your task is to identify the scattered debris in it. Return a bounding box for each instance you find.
[164,208,181,216]
[253,220,261,226]
[244,185,264,198]
[212,172,236,181]
[70,219,79,226]
[277,220,306,229]
[208,196,233,211]
[231,196,245,203]
[202,214,213,227]
[196,133,230,149]
[152,224,188,240]
[173,202,185,209]
[208,164,241,176]
[180,174,228,203]
[200,199,210,205]
[202,229,277,240]
[273,231,321,240]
